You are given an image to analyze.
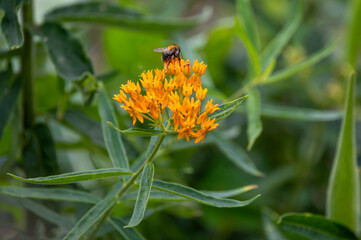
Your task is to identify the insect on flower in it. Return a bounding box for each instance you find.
[114,45,219,143]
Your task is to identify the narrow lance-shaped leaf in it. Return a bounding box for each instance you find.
[326,71,359,233]
[0,186,100,204]
[108,121,164,137]
[109,218,146,240]
[211,131,263,176]
[261,0,303,71]
[126,163,154,228]
[247,88,262,150]
[0,0,23,49]
[8,168,133,184]
[346,0,361,67]
[208,96,248,122]
[64,196,117,240]
[153,179,260,208]
[98,82,129,169]
[45,2,211,32]
[278,213,358,240]
[35,22,93,81]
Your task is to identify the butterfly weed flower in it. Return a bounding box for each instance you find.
[114,58,219,143]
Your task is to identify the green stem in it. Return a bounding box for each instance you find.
[89,135,166,239]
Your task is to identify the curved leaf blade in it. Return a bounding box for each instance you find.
[278,213,358,240]
[7,168,133,185]
[152,179,260,208]
[125,163,154,228]
[108,121,164,137]
[0,186,100,204]
[64,196,117,240]
[208,96,248,123]
[0,0,23,49]
[98,82,129,169]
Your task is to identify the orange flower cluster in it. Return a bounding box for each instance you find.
[114,58,219,143]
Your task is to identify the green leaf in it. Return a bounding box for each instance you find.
[208,96,248,123]
[109,218,146,240]
[126,163,154,228]
[8,168,133,184]
[247,88,262,150]
[0,0,23,49]
[278,213,358,240]
[237,105,342,122]
[201,184,258,198]
[36,22,93,81]
[64,196,117,240]
[121,190,185,202]
[211,131,263,176]
[261,0,303,71]
[0,69,22,140]
[45,2,211,32]
[346,0,361,66]
[327,71,359,233]
[108,122,164,137]
[152,179,260,208]
[0,186,100,204]
[98,82,129,169]
[263,40,337,85]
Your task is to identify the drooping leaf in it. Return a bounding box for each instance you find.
[211,131,263,176]
[208,96,248,122]
[109,218,146,240]
[35,22,94,81]
[152,179,260,208]
[263,40,337,85]
[98,82,129,169]
[108,122,164,137]
[8,168,133,184]
[278,213,358,240]
[126,163,154,228]
[0,0,23,49]
[0,69,22,140]
[45,2,211,31]
[64,196,117,240]
[261,0,303,71]
[0,186,100,204]
[346,0,361,66]
[247,88,262,150]
[327,71,359,232]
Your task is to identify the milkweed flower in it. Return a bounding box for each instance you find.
[114,58,219,143]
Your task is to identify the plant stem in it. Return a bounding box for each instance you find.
[89,135,166,239]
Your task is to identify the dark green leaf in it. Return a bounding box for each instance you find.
[45,2,211,31]
[152,179,260,208]
[208,96,248,123]
[36,22,93,81]
[64,196,117,240]
[0,0,23,48]
[278,213,358,240]
[0,186,100,204]
[0,69,22,140]
[8,168,133,184]
[247,88,262,150]
[110,218,146,240]
[126,163,154,228]
[98,82,129,169]
[211,131,263,176]
[327,71,359,232]
[108,122,164,137]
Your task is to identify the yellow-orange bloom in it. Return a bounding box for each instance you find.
[113,57,219,143]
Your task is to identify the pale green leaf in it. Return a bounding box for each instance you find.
[247,88,262,150]
[152,179,260,208]
[0,186,100,204]
[208,96,248,122]
[278,213,358,240]
[327,71,359,232]
[98,82,129,169]
[108,121,164,137]
[8,168,133,184]
[64,196,117,240]
[125,163,154,228]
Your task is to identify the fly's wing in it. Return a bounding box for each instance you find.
[153,47,168,52]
